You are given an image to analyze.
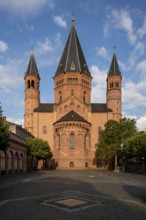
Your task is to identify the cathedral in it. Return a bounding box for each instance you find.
[24,16,122,169]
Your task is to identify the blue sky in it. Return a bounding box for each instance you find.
[0,0,146,130]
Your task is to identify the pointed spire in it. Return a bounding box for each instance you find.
[108,53,121,76]
[25,52,40,79]
[55,16,90,76]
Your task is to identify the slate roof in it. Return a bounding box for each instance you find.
[55,16,90,76]
[108,53,121,76]
[25,53,40,79]
[91,103,112,112]
[54,110,91,125]
[34,103,54,112]
[34,103,112,113]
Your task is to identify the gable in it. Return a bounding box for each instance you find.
[54,110,91,125]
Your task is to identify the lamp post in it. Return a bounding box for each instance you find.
[121,143,124,172]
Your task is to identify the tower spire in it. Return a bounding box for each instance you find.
[55,15,90,76]
[25,52,40,79]
[108,52,121,76]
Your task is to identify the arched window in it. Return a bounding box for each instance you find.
[27,80,30,88]
[70,162,74,167]
[84,134,87,150]
[115,82,119,87]
[85,162,88,168]
[70,133,75,149]
[110,82,114,88]
[83,91,86,103]
[31,80,34,88]
[59,91,62,103]
[57,134,60,149]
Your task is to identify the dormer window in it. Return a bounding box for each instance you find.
[70,62,75,70]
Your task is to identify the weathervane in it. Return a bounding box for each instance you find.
[31,46,34,55]
[113,46,116,54]
[72,11,75,26]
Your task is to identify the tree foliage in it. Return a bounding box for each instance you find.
[119,117,137,140]
[26,137,53,160]
[96,120,121,160]
[123,133,146,158]
[95,117,138,161]
[0,103,10,151]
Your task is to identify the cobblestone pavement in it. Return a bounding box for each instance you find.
[0,170,146,220]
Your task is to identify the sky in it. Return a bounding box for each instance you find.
[0,0,146,131]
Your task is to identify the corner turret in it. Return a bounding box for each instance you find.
[106,53,122,121]
[24,52,40,134]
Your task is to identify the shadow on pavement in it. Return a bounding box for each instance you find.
[0,170,146,220]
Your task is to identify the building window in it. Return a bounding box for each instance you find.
[110,82,114,88]
[70,62,75,70]
[115,82,119,87]
[60,95,62,103]
[59,91,62,103]
[57,134,60,149]
[83,91,86,103]
[70,162,74,167]
[84,135,87,150]
[31,80,35,88]
[85,162,88,168]
[43,126,47,134]
[27,80,30,88]
[70,133,75,149]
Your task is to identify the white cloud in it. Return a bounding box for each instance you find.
[25,25,34,32]
[0,0,54,16]
[137,115,146,131]
[123,80,146,109]
[104,8,137,45]
[37,38,54,55]
[0,40,8,52]
[36,33,62,56]
[53,16,67,28]
[128,42,145,68]
[97,46,107,57]
[0,59,23,94]
[136,59,146,75]
[90,65,107,103]
[7,117,24,127]
[137,16,146,38]
[35,32,62,68]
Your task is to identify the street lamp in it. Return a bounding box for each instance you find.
[121,143,124,172]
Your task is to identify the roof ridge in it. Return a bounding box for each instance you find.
[54,110,91,125]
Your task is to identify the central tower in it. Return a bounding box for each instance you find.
[53,16,92,169]
[54,16,92,106]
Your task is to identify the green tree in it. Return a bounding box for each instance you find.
[27,137,53,160]
[95,120,121,169]
[124,133,146,158]
[119,117,137,141]
[95,118,138,169]
[0,103,10,151]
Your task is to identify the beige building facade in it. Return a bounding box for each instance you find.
[24,17,122,169]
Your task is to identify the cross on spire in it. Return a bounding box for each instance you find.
[72,12,75,26]
[113,46,116,54]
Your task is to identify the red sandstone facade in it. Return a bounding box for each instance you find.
[24,17,122,169]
